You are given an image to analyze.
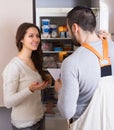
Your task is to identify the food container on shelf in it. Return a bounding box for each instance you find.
[42,42,53,51]
[58,25,67,38]
[42,19,50,26]
[42,25,50,38]
[50,24,57,38]
[54,47,62,51]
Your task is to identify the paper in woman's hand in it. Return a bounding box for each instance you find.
[47,68,61,81]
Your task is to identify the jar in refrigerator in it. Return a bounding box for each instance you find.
[50,24,57,38]
[42,19,50,26]
[58,25,67,38]
[42,25,50,38]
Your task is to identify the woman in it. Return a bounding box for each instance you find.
[2,22,48,130]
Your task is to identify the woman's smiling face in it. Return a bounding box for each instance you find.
[21,27,41,51]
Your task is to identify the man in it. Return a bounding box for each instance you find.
[54,6,114,129]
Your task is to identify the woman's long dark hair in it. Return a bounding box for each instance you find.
[16,22,47,81]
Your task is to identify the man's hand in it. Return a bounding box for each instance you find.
[54,79,62,93]
[98,30,112,40]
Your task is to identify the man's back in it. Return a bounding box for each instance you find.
[57,39,114,119]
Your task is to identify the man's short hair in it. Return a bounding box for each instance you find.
[67,6,96,32]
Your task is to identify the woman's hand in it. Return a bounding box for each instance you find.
[54,79,62,93]
[29,81,49,93]
[98,30,112,40]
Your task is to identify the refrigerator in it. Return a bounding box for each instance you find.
[34,1,100,130]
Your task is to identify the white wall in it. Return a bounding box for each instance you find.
[106,0,114,40]
[0,0,33,106]
[100,1,109,31]
[100,0,114,40]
